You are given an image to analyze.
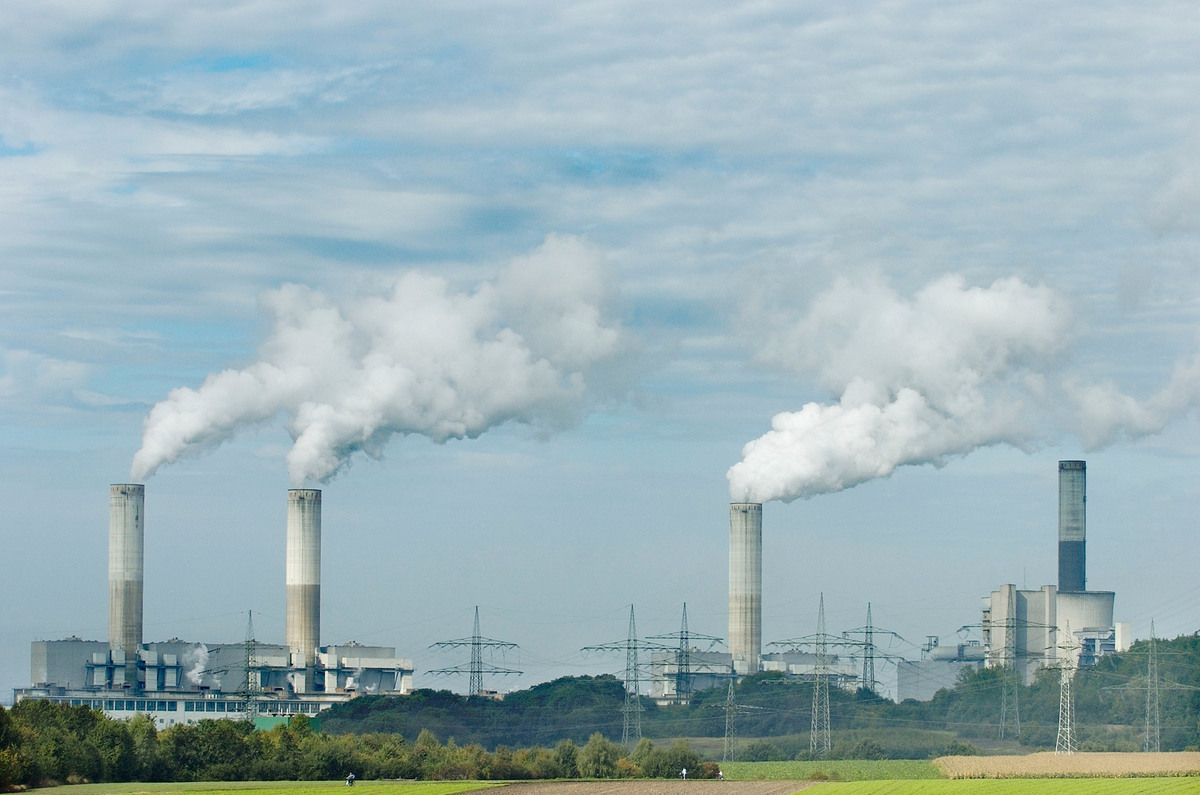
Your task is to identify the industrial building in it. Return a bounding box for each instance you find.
[896,640,985,702]
[981,461,1130,684]
[14,485,414,727]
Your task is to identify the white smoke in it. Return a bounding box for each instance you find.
[131,235,626,486]
[728,273,1200,504]
[183,644,209,686]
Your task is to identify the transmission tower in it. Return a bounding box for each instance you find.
[646,603,723,704]
[862,603,875,693]
[240,610,261,721]
[810,594,831,756]
[1055,622,1078,755]
[1145,620,1161,753]
[840,603,906,695]
[723,680,738,762]
[582,605,675,746]
[622,606,643,745]
[998,587,1021,739]
[429,606,522,696]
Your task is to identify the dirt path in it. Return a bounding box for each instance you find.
[495,782,818,795]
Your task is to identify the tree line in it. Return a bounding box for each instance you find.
[325,634,1200,754]
[0,698,711,787]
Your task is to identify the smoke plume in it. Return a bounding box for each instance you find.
[183,644,209,686]
[132,235,626,485]
[728,273,1200,504]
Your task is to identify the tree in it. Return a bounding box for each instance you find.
[578,732,622,778]
[127,714,164,781]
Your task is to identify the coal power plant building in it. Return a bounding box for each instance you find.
[14,485,413,728]
[981,461,1130,684]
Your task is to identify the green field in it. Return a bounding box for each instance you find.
[722,760,943,780]
[815,780,1200,793]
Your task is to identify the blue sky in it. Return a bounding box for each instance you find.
[3,1,1200,701]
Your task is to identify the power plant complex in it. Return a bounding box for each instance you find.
[16,460,1128,718]
[15,486,413,728]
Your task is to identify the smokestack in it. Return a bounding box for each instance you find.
[729,502,762,675]
[1058,460,1086,592]
[109,484,144,686]
[286,488,321,686]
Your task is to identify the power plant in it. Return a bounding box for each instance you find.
[15,484,413,728]
[981,460,1128,685]
[16,458,1133,715]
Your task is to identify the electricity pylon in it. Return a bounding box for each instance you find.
[583,605,664,746]
[646,603,723,705]
[429,606,522,696]
[862,603,875,693]
[810,594,831,756]
[1055,622,1078,755]
[1145,621,1161,752]
[998,587,1021,739]
[841,602,906,695]
[723,680,738,762]
[239,610,261,721]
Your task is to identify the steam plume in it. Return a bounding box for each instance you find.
[132,235,625,485]
[728,273,1200,504]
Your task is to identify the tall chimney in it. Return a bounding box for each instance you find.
[729,502,762,675]
[109,483,145,686]
[1058,460,1086,592]
[286,488,321,687]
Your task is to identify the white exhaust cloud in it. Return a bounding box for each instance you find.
[728,273,1200,504]
[131,234,626,486]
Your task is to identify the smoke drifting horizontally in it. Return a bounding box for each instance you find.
[728,273,1200,504]
[131,235,626,486]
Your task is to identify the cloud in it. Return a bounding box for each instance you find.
[130,234,628,485]
[728,274,1071,503]
[728,272,1200,504]
[0,346,93,403]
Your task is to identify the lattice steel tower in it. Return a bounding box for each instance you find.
[810,594,831,756]
[1056,622,1078,755]
[1145,621,1161,753]
[241,610,261,721]
[998,587,1021,739]
[429,606,522,695]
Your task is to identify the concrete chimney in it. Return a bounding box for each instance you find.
[109,483,144,686]
[286,488,321,689]
[1058,460,1086,592]
[729,502,762,675]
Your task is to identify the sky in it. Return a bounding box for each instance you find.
[4,1,1200,703]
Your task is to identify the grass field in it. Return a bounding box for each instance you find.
[721,760,942,781]
[815,780,1200,793]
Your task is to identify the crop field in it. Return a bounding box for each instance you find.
[721,760,942,781]
[934,751,1200,779]
[815,780,1200,793]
